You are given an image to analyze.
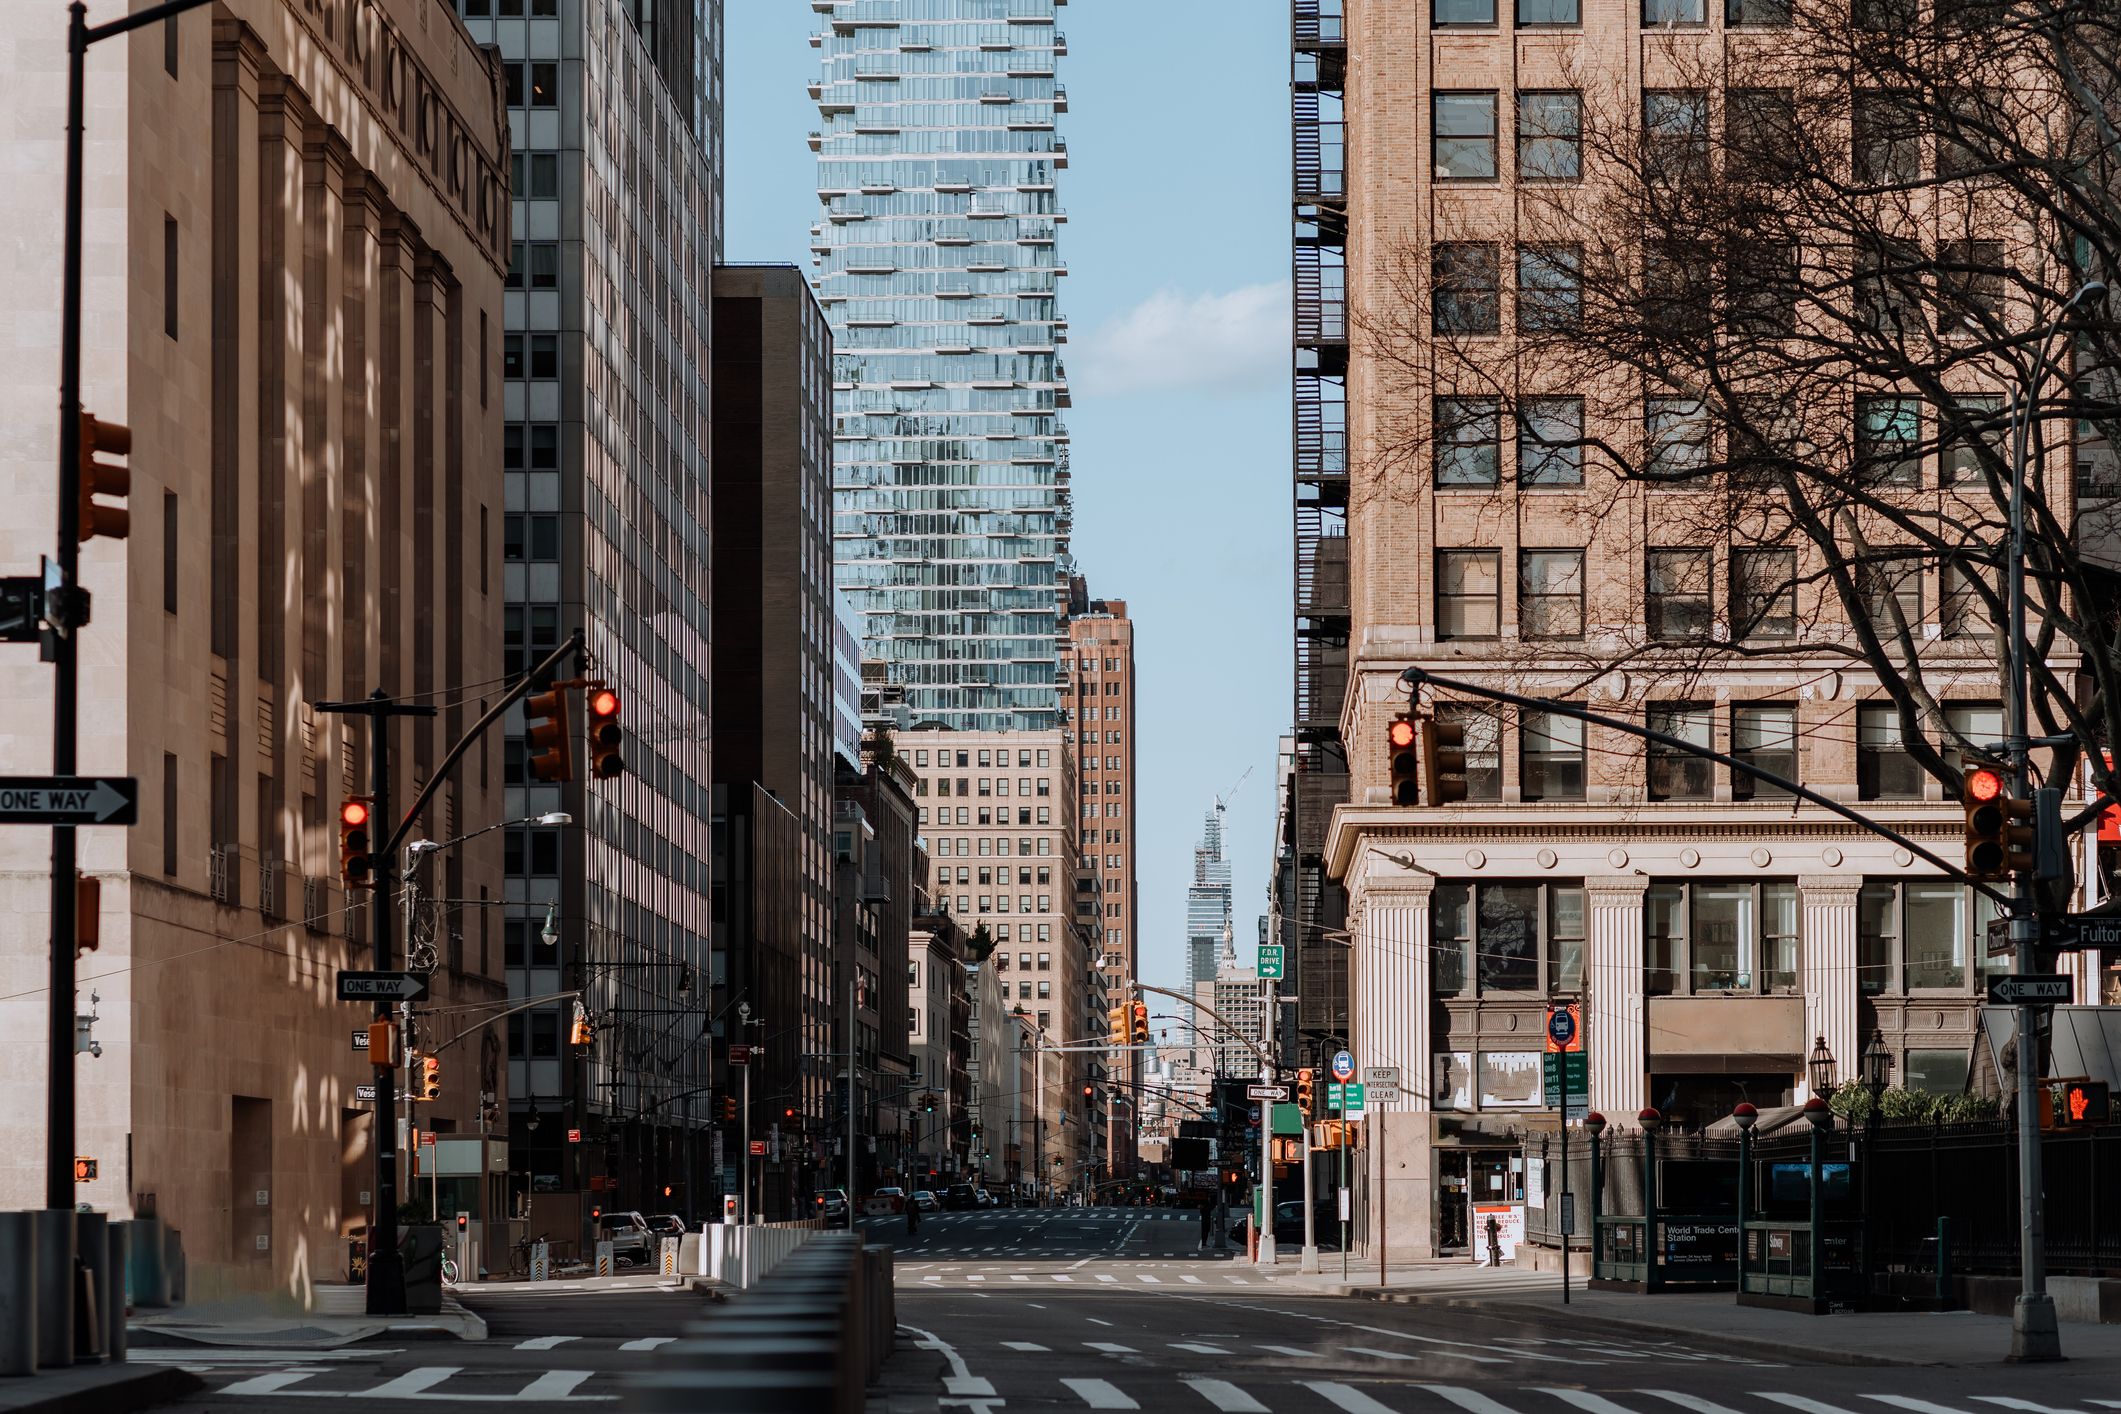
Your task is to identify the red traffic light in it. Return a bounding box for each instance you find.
[341,799,370,829]
[1388,718,1417,749]
[589,688,621,718]
[1967,767,2004,803]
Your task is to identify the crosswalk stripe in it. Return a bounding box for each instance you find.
[361,1368,463,1398]
[968,1274,986,1282]
[517,1371,597,1400]
[1642,1390,1750,1414]
[1759,1395,1863,1414]
[1010,1274,1031,1282]
[1307,1384,1398,1414]
[619,1337,674,1352]
[1171,1343,1232,1355]
[1096,1274,1119,1283]
[1432,1385,1521,1414]
[1868,1398,1975,1414]
[1181,1275,1205,1284]
[1974,1401,2079,1414]
[1345,1345,1420,1362]
[1137,1274,1163,1283]
[1261,1345,1321,1359]
[216,1371,319,1397]
[1002,1341,1050,1352]
[1054,1275,1075,1282]
[515,1335,577,1350]
[1546,1391,1639,1414]
[1185,1377,1269,1412]
[1224,1277,1251,1285]
[1063,1377,1140,1409]
[1086,1341,1139,1354]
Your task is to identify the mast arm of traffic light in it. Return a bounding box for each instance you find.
[423,990,584,1056]
[1401,666,2016,909]
[383,628,585,859]
[1131,981,1277,1070]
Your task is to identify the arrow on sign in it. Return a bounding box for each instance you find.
[336,970,429,1003]
[1987,975,2072,1006]
[1246,1084,1289,1101]
[0,776,138,826]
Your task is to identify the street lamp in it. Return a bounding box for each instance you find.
[1804,1094,1832,1306]
[1807,1035,1836,1101]
[1861,1028,1890,1303]
[1638,1108,1662,1291]
[1733,1102,1759,1296]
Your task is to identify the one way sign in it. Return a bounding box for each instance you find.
[0,776,137,826]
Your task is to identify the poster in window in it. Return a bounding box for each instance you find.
[1434,1052,1472,1110]
[1478,1050,1542,1107]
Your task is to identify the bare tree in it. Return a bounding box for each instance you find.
[1359,0,2121,818]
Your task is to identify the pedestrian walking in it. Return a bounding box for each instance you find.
[1198,1197,1215,1249]
[906,1198,922,1236]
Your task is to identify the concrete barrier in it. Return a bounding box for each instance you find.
[105,1222,129,1364]
[127,1215,170,1309]
[696,1220,827,1289]
[74,1211,108,1362]
[34,1209,74,1369]
[0,1213,34,1376]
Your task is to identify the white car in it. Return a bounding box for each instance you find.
[911,1189,940,1213]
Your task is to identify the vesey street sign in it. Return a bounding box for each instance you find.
[0,776,137,826]
[1247,1083,1289,1101]
[1987,975,2073,1006]
[336,970,430,1003]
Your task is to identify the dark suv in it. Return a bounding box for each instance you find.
[942,1183,980,1211]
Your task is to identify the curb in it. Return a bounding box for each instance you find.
[1352,1289,1912,1367]
[0,1367,205,1414]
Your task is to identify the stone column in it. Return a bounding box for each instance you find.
[1586,877,1648,1117]
[1799,877,1862,1101]
[1350,860,1433,1257]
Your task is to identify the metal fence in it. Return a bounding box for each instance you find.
[1867,1119,2121,1277]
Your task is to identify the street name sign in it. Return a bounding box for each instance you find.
[1330,1049,1355,1081]
[1247,1083,1289,1101]
[1257,944,1285,981]
[0,776,137,826]
[335,970,429,1003]
[2065,915,2121,950]
[350,1030,371,1051]
[1987,975,2072,1006]
[353,1084,410,1103]
[0,577,42,643]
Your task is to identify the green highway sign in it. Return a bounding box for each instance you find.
[1257,944,1285,981]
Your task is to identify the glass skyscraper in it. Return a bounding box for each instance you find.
[811,0,1074,731]
[1187,809,1234,988]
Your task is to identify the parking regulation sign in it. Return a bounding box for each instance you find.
[1330,1049,1355,1081]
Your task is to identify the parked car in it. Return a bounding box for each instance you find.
[911,1189,940,1213]
[646,1213,688,1239]
[867,1186,907,1214]
[818,1189,849,1221]
[596,1211,653,1264]
[1230,1199,1340,1250]
[942,1183,980,1211]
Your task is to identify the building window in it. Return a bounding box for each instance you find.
[1517,92,1582,180]
[504,62,524,108]
[1939,704,2003,779]
[1519,397,1584,486]
[1942,393,2005,485]
[163,215,179,340]
[1644,90,1711,181]
[1905,1048,1971,1095]
[162,752,178,877]
[1646,882,1799,995]
[530,62,557,107]
[1858,704,1924,800]
[1646,704,1714,800]
[1730,547,1796,640]
[1434,93,1499,179]
[1646,548,1711,639]
[1479,1052,1544,1108]
[1435,0,1498,23]
[1726,0,1791,21]
[1643,0,1705,21]
[1520,710,1585,801]
[1519,550,1585,639]
[1941,559,1994,638]
[1435,397,1501,485]
[1517,244,1581,331]
[1432,882,1587,999]
[1438,704,1502,800]
[1852,90,1921,184]
[1856,396,1923,485]
[1435,1052,1474,1109]
[1857,552,1924,633]
[1859,881,2003,994]
[164,13,179,76]
[1731,704,1797,799]
[163,491,180,615]
[1437,550,1501,639]
[1517,0,1581,26]
[1937,241,2007,332]
[1645,396,1710,478]
[1433,243,1502,334]
[529,334,558,379]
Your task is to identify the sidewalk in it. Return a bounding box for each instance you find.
[469,1270,723,1297]
[129,1289,487,1349]
[1252,1255,2121,1368]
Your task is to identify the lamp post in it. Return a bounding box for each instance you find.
[1808,1034,1836,1103]
[1733,1102,1758,1297]
[1639,1108,1662,1292]
[1804,1095,1832,1307]
[1861,1029,1890,1303]
[1585,1111,1606,1281]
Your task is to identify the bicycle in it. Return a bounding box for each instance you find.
[440,1252,460,1288]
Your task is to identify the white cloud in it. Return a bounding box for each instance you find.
[1072,282,1291,397]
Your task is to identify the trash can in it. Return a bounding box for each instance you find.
[399,1226,445,1314]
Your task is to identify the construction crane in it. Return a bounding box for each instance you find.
[1214,765,1255,817]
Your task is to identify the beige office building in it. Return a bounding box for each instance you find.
[905,727,1091,1190]
[0,0,509,1299]
[1309,0,2079,1257]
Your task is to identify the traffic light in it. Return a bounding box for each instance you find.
[75,874,100,958]
[525,687,573,783]
[339,797,374,888]
[722,1096,737,1122]
[418,1054,441,1101]
[367,1019,396,1068]
[569,1003,593,1051]
[77,412,132,543]
[1131,1000,1149,1046]
[587,687,625,779]
[1963,767,2034,879]
[1108,1004,1127,1048]
[1420,718,1469,806]
[2062,1080,2111,1126]
[74,1157,97,1182]
[1387,715,1420,805]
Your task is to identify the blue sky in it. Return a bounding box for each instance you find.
[721,2,1292,994]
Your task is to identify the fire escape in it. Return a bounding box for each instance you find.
[1288,0,1349,1059]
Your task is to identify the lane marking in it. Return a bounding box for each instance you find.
[1546,1391,1641,1414]
[1181,1275,1204,1284]
[515,1336,578,1350]
[1642,1392,1752,1414]
[1170,1342,1232,1355]
[1136,1274,1162,1284]
[1868,1400,1977,1414]
[1001,1341,1050,1352]
[516,1371,596,1400]
[1431,1386,1523,1414]
[1973,1402,2080,1414]
[361,1368,464,1398]
[1062,1377,1140,1410]
[1307,1383,1398,1414]
[1086,1341,1139,1353]
[1260,1344,1320,1359]
[618,1337,674,1352]
[1185,1379,1269,1413]
[1086,1318,1115,1327]
[904,1322,995,1400]
[1759,1396,1864,1414]
[1096,1274,1119,1283]
[216,1372,321,1397]
[1344,1345,1421,1362]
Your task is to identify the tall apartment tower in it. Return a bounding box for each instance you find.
[0,0,508,1295]
[810,0,1074,732]
[1185,809,1235,989]
[709,264,837,1189]
[1323,0,2028,1257]
[459,0,723,1212]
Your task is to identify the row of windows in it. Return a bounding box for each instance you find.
[922,775,1052,797]
[1436,543,1991,643]
[1430,879,2003,1000]
[1421,701,1995,804]
[1430,0,1786,27]
[1433,1042,1969,1112]
[938,865,1053,887]
[928,833,1054,856]
[926,804,1052,826]
[913,746,1051,768]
